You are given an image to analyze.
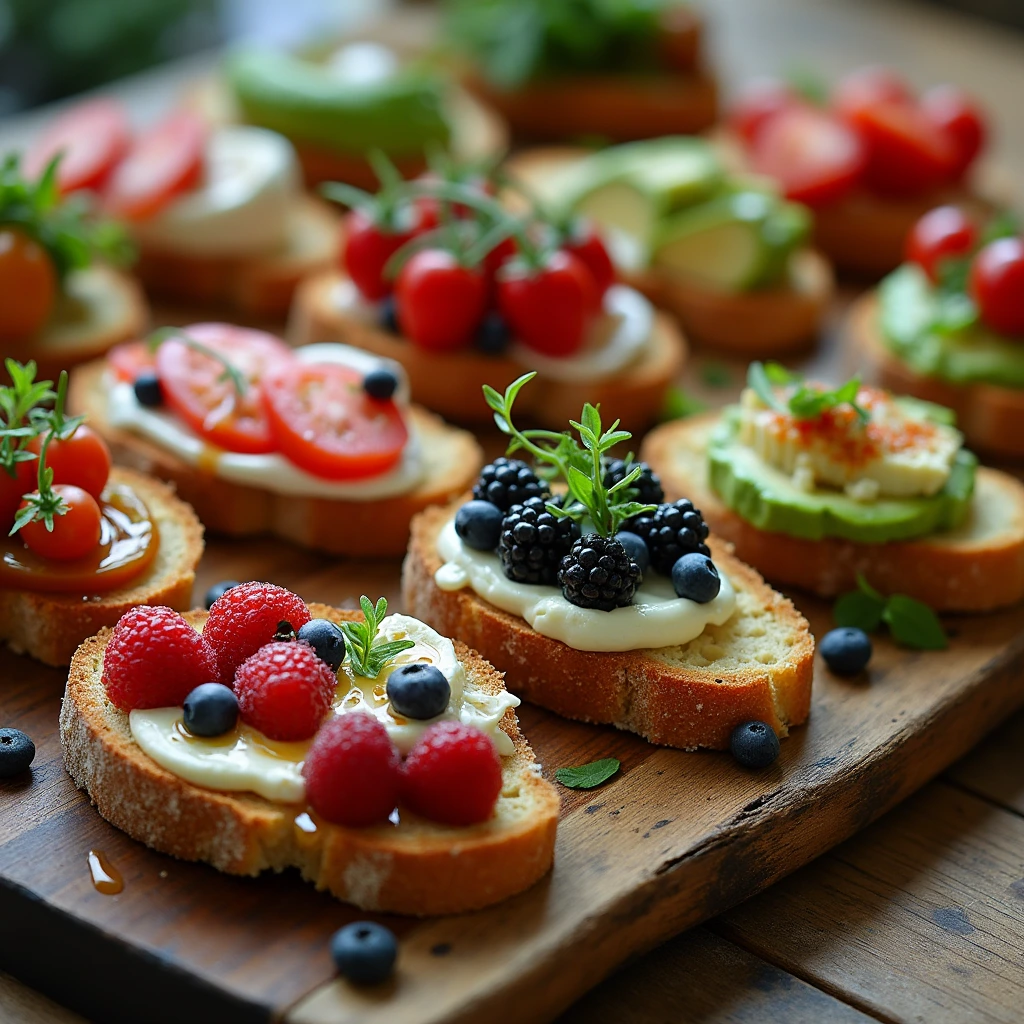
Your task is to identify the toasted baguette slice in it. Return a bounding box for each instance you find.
[61,604,560,916]
[4,266,147,384]
[69,358,483,558]
[641,412,1024,612]
[402,500,814,751]
[852,292,1024,461]
[2,468,202,666]
[132,197,338,318]
[290,272,687,433]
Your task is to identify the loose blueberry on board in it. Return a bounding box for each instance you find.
[615,530,650,573]
[133,372,163,407]
[379,295,399,334]
[820,627,873,675]
[671,552,721,603]
[455,500,504,551]
[387,663,451,720]
[331,922,398,985]
[730,720,780,769]
[0,728,35,778]
[182,683,239,738]
[476,311,512,354]
[204,580,241,610]
[298,618,347,672]
[363,368,399,401]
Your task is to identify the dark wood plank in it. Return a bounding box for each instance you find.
[946,711,1024,817]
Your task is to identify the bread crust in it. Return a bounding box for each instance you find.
[68,358,484,557]
[852,292,1024,461]
[402,500,814,750]
[289,271,687,433]
[641,412,1024,612]
[1,468,203,666]
[60,605,560,916]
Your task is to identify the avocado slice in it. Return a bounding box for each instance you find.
[708,406,977,543]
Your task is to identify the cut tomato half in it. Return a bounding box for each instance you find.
[108,340,156,382]
[261,363,408,480]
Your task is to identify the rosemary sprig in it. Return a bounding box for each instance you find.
[748,362,869,424]
[340,596,415,679]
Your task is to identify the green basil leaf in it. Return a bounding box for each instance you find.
[882,595,948,650]
[555,757,621,790]
[834,590,885,633]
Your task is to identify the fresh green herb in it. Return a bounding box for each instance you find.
[748,362,869,423]
[0,360,55,483]
[145,327,247,397]
[784,66,828,106]
[833,574,947,650]
[700,362,732,388]
[660,385,707,421]
[981,209,1020,245]
[555,757,621,789]
[339,596,416,678]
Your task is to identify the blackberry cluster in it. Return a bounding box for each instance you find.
[631,499,710,575]
[498,497,579,585]
[473,458,549,513]
[602,459,665,508]
[558,536,642,611]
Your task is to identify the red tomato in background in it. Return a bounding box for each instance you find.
[921,85,987,180]
[904,206,978,283]
[0,471,27,534]
[832,66,913,120]
[970,237,1024,337]
[482,235,518,283]
[107,340,156,383]
[729,78,801,145]
[24,424,112,502]
[18,485,102,561]
[261,363,408,480]
[562,221,616,304]
[395,250,488,352]
[342,206,421,301]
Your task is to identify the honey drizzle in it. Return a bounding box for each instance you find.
[87,849,124,895]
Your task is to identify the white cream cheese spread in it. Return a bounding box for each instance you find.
[435,519,736,652]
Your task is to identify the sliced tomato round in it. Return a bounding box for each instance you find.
[108,340,156,382]
[104,111,206,221]
[155,324,294,454]
[24,99,131,196]
[261,363,408,480]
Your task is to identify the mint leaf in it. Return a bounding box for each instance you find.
[555,757,620,790]
[882,595,948,650]
[834,590,885,632]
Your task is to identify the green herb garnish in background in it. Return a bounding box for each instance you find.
[661,385,707,422]
[834,574,948,651]
[340,596,416,678]
[555,757,621,790]
[748,361,869,424]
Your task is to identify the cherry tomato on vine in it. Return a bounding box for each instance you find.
[24,425,112,502]
[970,237,1024,337]
[0,228,56,342]
[729,78,800,145]
[904,206,978,283]
[18,485,103,561]
[921,85,987,180]
[342,207,422,301]
[832,67,912,121]
[395,250,488,352]
[562,221,615,303]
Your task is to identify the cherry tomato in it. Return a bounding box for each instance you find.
[413,171,494,225]
[25,425,112,501]
[18,485,102,561]
[922,85,987,180]
[970,237,1024,337]
[483,235,518,283]
[342,207,421,301]
[23,99,131,196]
[156,324,294,454]
[905,206,978,283]
[497,250,598,358]
[261,363,408,480]
[562,221,615,303]
[0,228,57,342]
[832,66,912,120]
[729,78,800,145]
[0,470,28,533]
[107,340,156,383]
[395,250,488,352]
[104,111,205,221]
[750,107,865,208]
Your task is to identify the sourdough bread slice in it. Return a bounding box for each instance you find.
[2,468,202,666]
[68,358,484,557]
[641,412,1024,612]
[61,604,560,916]
[402,500,814,750]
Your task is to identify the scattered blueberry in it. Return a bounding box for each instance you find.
[475,311,511,355]
[297,618,347,672]
[133,372,163,407]
[820,627,873,675]
[0,728,35,778]
[455,500,504,551]
[182,683,239,737]
[363,368,399,401]
[614,530,650,574]
[387,663,451,720]
[730,721,780,769]
[331,922,398,985]
[204,580,241,609]
[379,295,399,333]
[671,552,720,603]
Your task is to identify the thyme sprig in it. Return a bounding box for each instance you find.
[340,596,416,679]
[0,360,55,481]
[748,362,869,424]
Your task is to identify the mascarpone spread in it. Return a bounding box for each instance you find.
[435,519,736,652]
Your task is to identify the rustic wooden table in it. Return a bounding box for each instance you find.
[3,0,1024,1021]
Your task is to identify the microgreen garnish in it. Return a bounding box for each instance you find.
[145,327,247,397]
[340,596,415,678]
[834,574,948,651]
[0,360,55,482]
[748,362,869,424]
[483,373,656,537]
[555,757,621,789]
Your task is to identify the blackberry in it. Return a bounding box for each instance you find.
[631,499,710,575]
[473,457,549,512]
[602,459,665,508]
[558,535,642,611]
[498,497,578,585]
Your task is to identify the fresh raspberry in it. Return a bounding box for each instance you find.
[203,582,311,683]
[234,642,336,741]
[102,606,218,712]
[400,721,502,826]
[302,712,401,827]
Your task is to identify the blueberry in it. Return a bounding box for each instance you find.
[379,295,399,333]
[0,728,35,778]
[182,683,239,737]
[386,663,450,720]
[671,552,720,603]
[204,580,241,609]
[820,627,872,676]
[363,368,399,401]
[455,500,503,551]
[475,311,511,355]
[331,921,398,985]
[133,372,163,407]
[615,530,649,574]
[730,720,780,769]
[297,618,347,672]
